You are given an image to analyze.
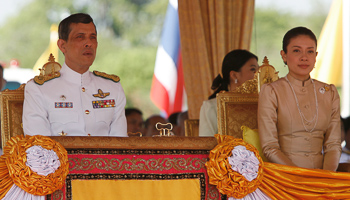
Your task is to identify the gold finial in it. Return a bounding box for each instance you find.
[48,53,55,62]
[262,56,270,66]
[257,56,280,91]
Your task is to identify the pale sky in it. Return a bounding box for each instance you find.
[0,0,333,26]
[255,0,332,14]
[0,0,32,26]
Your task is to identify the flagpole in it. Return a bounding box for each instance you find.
[342,0,350,117]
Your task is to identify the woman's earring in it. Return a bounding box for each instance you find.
[235,79,238,84]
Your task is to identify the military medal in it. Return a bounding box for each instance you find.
[55,102,73,108]
[92,99,116,108]
[319,85,330,94]
[319,87,325,94]
[93,89,110,98]
[324,85,330,91]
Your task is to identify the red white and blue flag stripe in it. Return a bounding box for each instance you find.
[150,0,186,117]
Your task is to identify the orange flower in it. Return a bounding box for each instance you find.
[0,135,69,197]
[205,134,264,199]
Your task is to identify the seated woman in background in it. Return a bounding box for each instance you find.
[258,27,341,171]
[199,49,258,136]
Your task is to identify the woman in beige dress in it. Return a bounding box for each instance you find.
[199,49,259,136]
[258,27,341,171]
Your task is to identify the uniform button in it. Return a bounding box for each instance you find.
[301,88,306,92]
[82,87,85,92]
[305,153,309,157]
[85,110,90,114]
[305,105,309,109]
[304,137,310,141]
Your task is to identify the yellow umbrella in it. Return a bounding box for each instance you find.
[32,24,59,75]
[311,0,342,87]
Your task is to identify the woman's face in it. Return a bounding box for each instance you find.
[281,35,317,80]
[235,58,259,85]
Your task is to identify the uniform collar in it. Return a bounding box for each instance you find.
[286,73,312,87]
[61,63,91,85]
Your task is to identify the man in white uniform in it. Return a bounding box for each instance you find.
[23,13,127,137]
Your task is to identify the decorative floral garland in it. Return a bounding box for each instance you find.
[0,135,69,197]
[205,134,264,199]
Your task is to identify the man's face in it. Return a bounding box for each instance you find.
[58,22,97,74]
[126,113,143,133]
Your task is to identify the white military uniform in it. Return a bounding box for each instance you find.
[23,63,127,137]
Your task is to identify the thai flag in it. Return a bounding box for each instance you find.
[150,0,186,117]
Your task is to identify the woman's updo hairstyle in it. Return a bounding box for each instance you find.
[282,26,317,53]
[208,49,258,99]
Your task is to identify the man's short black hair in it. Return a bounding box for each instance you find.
[58,13,96,41]
[125,108,143,117]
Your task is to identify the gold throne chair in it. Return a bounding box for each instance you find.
[0,84,26,148]
[216,56,279,138]
[216,78,259,138]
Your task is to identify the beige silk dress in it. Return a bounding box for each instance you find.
[258,74,341,171]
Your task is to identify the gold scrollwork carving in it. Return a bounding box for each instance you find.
[234,76,259,94]
[68,157,207,172]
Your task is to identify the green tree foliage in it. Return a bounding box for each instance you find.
[251,6,328,77]
[0,1,329,118]
[0,0,167,118]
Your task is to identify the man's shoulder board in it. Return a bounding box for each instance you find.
[33,73,61,85]
[93,71,120,83]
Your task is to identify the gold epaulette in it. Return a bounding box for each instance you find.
[34,53,62,85]
[34,73,61,85]
[93,71,120,83]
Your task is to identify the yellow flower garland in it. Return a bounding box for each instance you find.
[205,134,264,199]
[0,135,69,197]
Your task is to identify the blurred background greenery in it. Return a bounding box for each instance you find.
[0,0,330,119]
